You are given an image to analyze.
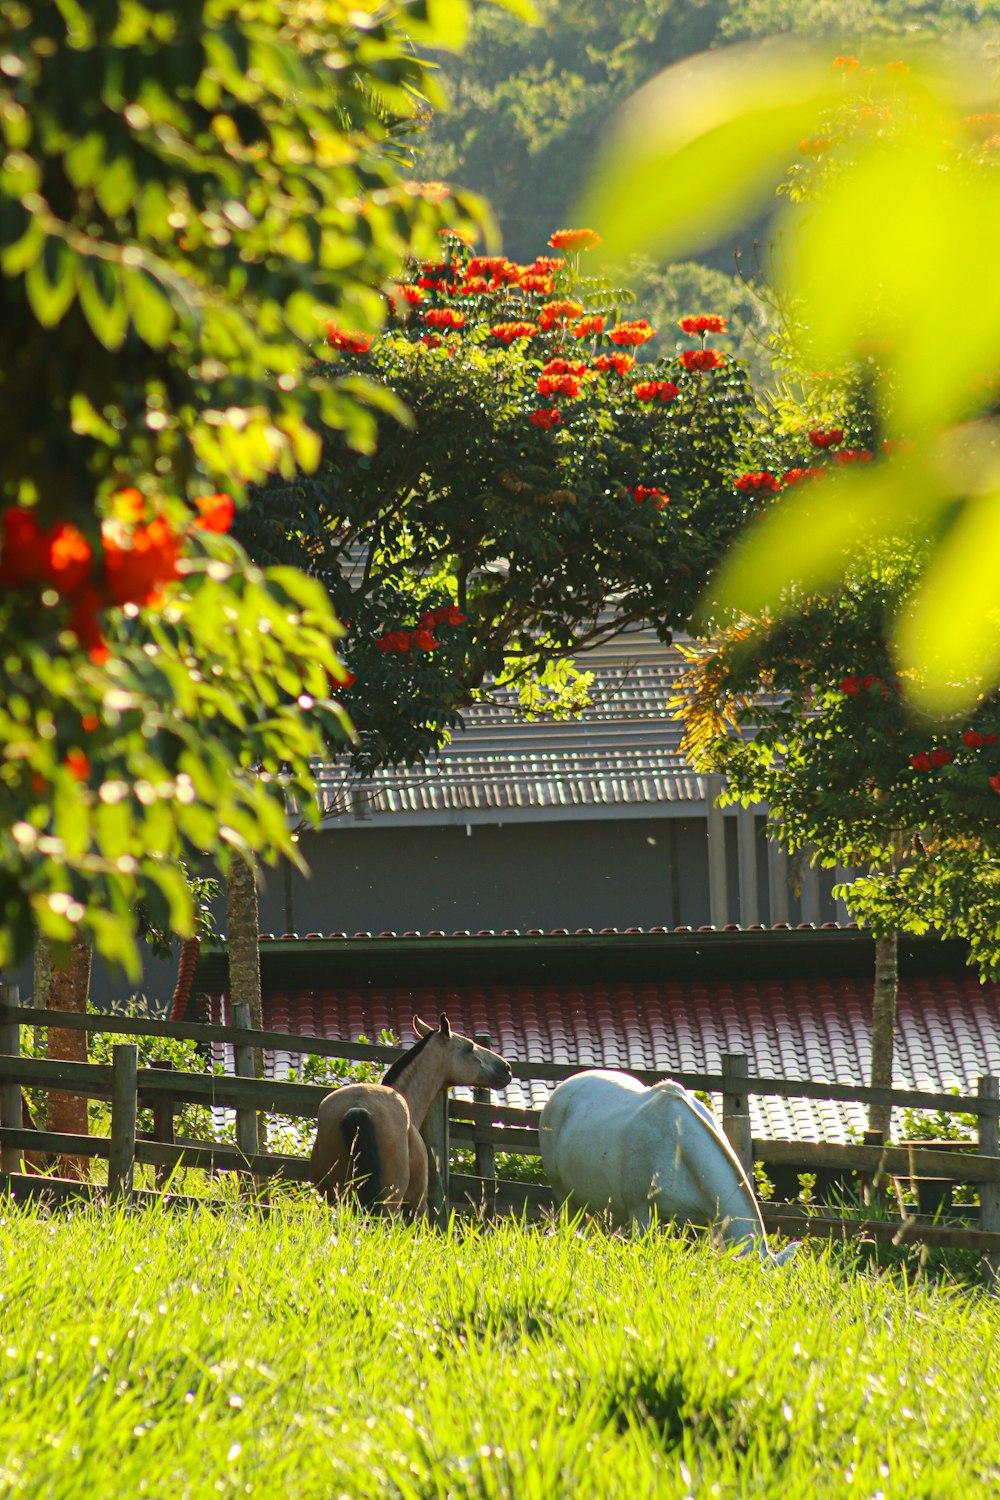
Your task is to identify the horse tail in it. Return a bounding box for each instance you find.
[339,1107,383,1207]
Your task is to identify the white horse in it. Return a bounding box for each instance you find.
[539,1069,797,1265]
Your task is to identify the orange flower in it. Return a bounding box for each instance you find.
[537,373,584,398]
[193,493,235,534]
[529,409,561,430]
[538,299,585,330]
[102,517,182,608]
[490,321,537,344]
[592,352,634,376]
[542,359,587,376]
[834,448,874,465]
[44,522,93,595]
[81,713,100,733]
[832,55,859,71]
[518,272,554,295]
[679,348,725,371]
[548,228,602,252]
[571,315,605,339]
[65,749,91,781]
[394,283,425,305]
[325,325,374,353]
[422,307,466,330]
[678,314,729,335]
[799,137,833,155]
[631,486,669,509]
[735,471,782,493]
[634,380,679,404]
[608,319,655,347]
[111,488,146,522]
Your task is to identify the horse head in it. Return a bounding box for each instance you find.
[413,1013,512,1090]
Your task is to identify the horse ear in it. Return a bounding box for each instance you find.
[413,1015,432,1038]
[439,1013,451,1038]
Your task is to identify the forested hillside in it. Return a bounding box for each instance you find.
[418,0,1000,376]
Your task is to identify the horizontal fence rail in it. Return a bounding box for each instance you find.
[4,994,1000,1278]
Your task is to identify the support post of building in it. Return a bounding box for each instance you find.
[834,866,855,926]
[706,772,728,928]
[767,833,789,926]
[736,807,759,928]
[800,854,822,926]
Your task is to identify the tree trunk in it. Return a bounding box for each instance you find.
[226,855,265,1151]
[868,930,899,1140]
[43,934,91,1178]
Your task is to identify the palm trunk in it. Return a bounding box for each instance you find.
[868,930,898,1140]
[42,934,91,1178]
[226,855,264,1151]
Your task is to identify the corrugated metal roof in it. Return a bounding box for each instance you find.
[313,628,704,822]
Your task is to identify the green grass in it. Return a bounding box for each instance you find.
[1,1201,999,1498]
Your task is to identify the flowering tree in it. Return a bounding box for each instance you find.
[0,0,496,983]
[240,229,763,777]
[677,544,1000,1136]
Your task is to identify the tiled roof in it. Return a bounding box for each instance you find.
[209,972,1000,1144]
[312,627,704,821]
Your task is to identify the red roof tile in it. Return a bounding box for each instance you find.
[209,973,1000,1144]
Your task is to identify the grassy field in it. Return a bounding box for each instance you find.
[1,1199,999,1498]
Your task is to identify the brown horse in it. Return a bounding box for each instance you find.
[310,1014,511,1214]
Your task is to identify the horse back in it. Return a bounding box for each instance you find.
[311,1083,412,1206]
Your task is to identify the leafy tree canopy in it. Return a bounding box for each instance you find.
[0,0,501,972]
[238,230,761,774]
[581,41,1000,712]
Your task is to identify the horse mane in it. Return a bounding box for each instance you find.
[381,1032,433,1088]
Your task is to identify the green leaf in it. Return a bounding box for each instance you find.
[578,41,837,266]
[78,258,129,350]
[24,234,78,327]
[123,264,176,350]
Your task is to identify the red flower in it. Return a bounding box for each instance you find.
[325,325,374,353]
[608,319,654,347]
[548,228,602,252]
[990,773,1000,794]
[64,749,91,781]
[782,467,827,486]
[631,486,669,509]
[490,321,537,344]
[421,334,442,349]
[571,315,605,339]
[422,307,466,331]
[531,256,565,274]
[835,448,874,465]
[963,729,986,749]
[457,275,491,295]
[735,471,782,493]
[0,507,48,586]
[81,713,100,733]
[529,409,561,430]
[518,272,554,295]
[678,314,729,335]
[442,605,466,625]
[68,586,109,663]
[929,748,954,767]
[414,628,438,652]
[910,752,931,770]
[542,359,587,376]
[537,374,583,398]
[592,352,635,376]
[538,299,585,330]
[376,630,412,653]
[394,283,425,305]
[44,522,93,594]
[679,348,725,371]
[102,517,182,608]
[634,380,679,404]
[193,493,235,534]
[840,675,860,695]
[808,429,844,449]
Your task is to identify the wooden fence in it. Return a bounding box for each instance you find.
[4,990,1000,1275]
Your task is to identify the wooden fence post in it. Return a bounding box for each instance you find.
[474,1033,497,1217]
[978,1074,1000,1289]
[107,1043,138,1203]
[422,1091,449,1229]
[232,1001,260,1171]
[150,1060,175,1190]
[0,983,22,1174]
[721,1053,753,1180]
